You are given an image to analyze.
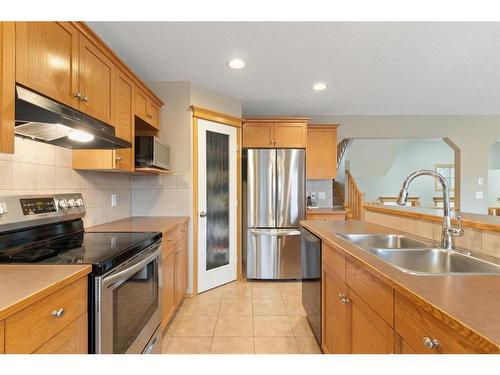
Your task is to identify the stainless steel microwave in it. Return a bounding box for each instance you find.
[135,136,171,170]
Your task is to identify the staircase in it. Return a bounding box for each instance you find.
[344,169,365,220]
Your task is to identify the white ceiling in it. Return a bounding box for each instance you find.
[88,22,500,116]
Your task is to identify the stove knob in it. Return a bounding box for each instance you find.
[58,199,68,209]
[75,198,84,207]
[67,199,75,208]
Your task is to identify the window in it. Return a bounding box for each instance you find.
[435,164,455,191]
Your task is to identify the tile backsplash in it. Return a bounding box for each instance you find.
[0,137,132,227]
[306,179,333,208]
[132,174,192,216]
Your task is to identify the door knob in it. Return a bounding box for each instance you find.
[199,211,207,218]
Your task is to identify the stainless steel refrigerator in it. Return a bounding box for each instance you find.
[243,148,306,279]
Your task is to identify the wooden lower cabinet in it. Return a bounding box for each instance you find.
[33,314,87,354]
[395,334,417,354]
[161,250,176,327]
[322,265,349,354]
[349,288,394,353]
[0,320,4,354]
[2,276,88,354]
[174,237,188,306]
[160,222,189,330]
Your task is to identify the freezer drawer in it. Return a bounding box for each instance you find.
[246,229,302,279]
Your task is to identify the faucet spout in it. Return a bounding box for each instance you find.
[396,170,462,250]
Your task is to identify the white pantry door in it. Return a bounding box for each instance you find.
[197,119,237,293]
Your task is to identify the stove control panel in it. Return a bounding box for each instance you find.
[20,198,57,215]
[0,193,86,233]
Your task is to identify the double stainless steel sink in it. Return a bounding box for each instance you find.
[336,233,500,275]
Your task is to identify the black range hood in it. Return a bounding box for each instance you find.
[15,85,132,150]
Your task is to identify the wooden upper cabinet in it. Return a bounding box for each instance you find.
[134,85,161,130]
[134,86,148,122]
[0,320,4,354]
[274,122,306,148]
[73,69,134,171]
[15,22,79,109]
[242,119,308,148]
[0,22,16,154]
[114,70,134,171]
[78,34,115,125]
[307,125,338,179]
[242,122,274,148]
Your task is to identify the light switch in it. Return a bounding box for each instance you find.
[475,191,483,200]
[111,194,117,207]
[478,177,483,186]
[318,191,326,200]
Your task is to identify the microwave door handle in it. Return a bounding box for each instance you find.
[103,245,161,289]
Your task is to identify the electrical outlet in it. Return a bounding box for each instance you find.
[111,194,117,207]
[478,177,484,186]
[475,191,483,200]
[318,191,326,200]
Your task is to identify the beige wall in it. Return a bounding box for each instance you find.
[135,81,243,294]
[0,137,132,227]
[310,115,500,214]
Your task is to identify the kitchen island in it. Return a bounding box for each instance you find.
[301,219,500,354]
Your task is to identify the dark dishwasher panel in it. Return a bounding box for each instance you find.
[301,228,321,346]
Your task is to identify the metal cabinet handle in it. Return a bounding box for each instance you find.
[51,308,65,318]
[82,96,89,102]
[199,211,207,218]
[167,236,173,241]
[423,337,439,350]
[74,92,83,99]
[337,293,351,304]
[115,156,122,162]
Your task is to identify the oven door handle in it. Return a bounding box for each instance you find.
[103,244,161,289]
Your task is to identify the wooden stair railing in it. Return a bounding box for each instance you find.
[345,169,365,220]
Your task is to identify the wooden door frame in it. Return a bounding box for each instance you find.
[191,106,242,295]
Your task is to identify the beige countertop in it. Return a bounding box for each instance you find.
[87,216,189,233]
[301,219,500,349]
[0,264,91,321]
[364,204,500,233]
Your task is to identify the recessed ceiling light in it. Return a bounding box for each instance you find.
[227,58,246,70]
[311,82,328,91]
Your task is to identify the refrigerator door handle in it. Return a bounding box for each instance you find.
[249,229,301,236]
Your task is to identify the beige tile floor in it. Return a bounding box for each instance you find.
[161,279,322,354]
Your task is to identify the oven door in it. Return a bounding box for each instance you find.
[96,242,162,354]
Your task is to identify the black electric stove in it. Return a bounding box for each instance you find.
[0,217,161,275]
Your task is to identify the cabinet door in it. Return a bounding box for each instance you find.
[114,70,134,171]
[349,288,394,354]
[0,22,15,154]
[149,100,161,129]
[274,122,307,148]
[242,123,274,148]
[134,85,149,122]
[322,264,349,354]
[78,34,115,124]
[306,126,337,179]
[174,238,188,306]
[33,314,88,354]
[16,22,79,108]
[161,251,175,327]
[0,320,4,354]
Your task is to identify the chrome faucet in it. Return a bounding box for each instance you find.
[396,170,464,250]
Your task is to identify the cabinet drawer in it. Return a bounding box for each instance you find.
[395,292,498,354]
[0,320,4,354]
[5,277,87,354]
[322,243,345,280]
[177,222,188,240]
[163,227,177,252]
[345,259,393,326]
[34,313,88,354]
